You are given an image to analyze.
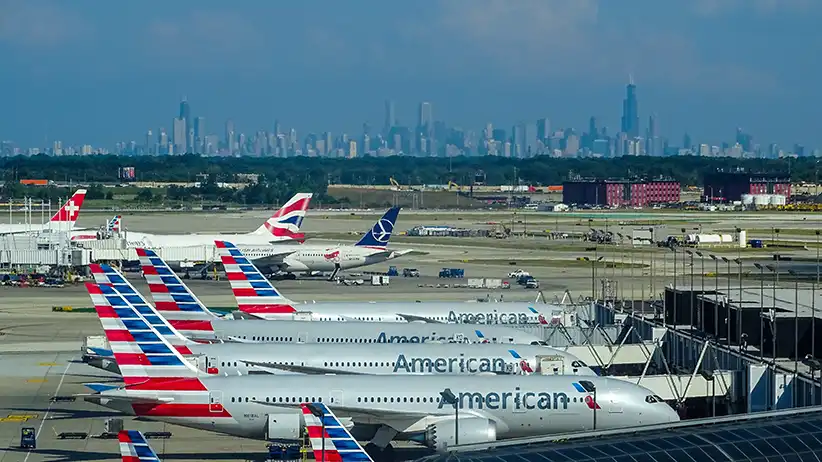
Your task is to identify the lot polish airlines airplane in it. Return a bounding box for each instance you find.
[88,264,546,348]
[211,240,556,324]
[83,283,678,460]
[104,193,313,248]
[0,189,87,235]
[82,282,593,377]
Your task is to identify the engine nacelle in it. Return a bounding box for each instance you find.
[424,417,497,452]
[264,413,354,442]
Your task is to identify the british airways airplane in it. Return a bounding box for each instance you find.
[88,264,547,348]
[135,242,558,326]
[82,284,678,461]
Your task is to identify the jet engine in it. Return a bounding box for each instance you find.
[264,413,354,442]
[424,417,497,452]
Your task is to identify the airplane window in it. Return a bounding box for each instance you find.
[377,397,381,403]
[358,397,362,403]
[231,397,235,402]
[318,397,322,402]
[654,395,663,401]
[390,397,394,403]
[370,397,374,403]
[266,397,270,402]
[245,397,249,402]
[530,341,540,345]
[422,398,427,403]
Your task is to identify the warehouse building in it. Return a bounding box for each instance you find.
[702,171,791,203]
[562,178,680,207]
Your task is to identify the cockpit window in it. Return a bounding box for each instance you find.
[571,360,588,368]
[645,395,665,403]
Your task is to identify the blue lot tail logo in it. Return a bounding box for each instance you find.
[371,218,394,244]
[437,386,570,411]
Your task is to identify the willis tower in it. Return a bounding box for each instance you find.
[621,78,639,138]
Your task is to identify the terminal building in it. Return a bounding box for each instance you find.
[562,178,680,207]
[702,171,791,203]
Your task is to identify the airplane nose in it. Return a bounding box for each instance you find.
[664,404,681,422]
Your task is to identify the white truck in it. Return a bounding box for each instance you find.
[507,269,530,279]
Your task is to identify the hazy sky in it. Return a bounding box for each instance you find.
[1,0,820,148]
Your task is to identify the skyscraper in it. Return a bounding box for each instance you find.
[225,120,235,154]
[179,98,191,142]
[620,80,639,138]
[536,118,550,143]
[194,117,206,153]
[418,102,432,133]
[383,100,396,135]
[172,117,186,154]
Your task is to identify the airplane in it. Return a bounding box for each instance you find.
[118,430,161,462]
[71,215,122,241]
[301,402,373,462]
[210,241,556,324]
[87,263,548,349]
[0,189,87,235]
[82,279,594,377]
[87,192,313,248]
[218,206,411,279]
[82,283,679,461]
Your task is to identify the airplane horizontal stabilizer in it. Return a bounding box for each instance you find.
[84,383,121,393]
[396,313,443,324]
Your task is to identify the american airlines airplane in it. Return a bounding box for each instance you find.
[300,402,375,462]
[0,189,87,235]
[88,264,548,348]
[105,192,313,248]
[83,284,679,460]
[118,430,163,462]
[83,281,593,377]
[209,240,557,324]
[71,214,122,241]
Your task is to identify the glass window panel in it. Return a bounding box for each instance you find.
[766,437,796,454]
[629,453,656,462]
[713,430,744,442]
[781,436,810,452]
[646,452,677,462]
[612,456,637,462]
[664,449,695,462]
[613,442,643,454]
[716,442,748,460]
[699,445,728,460]
[550,448,588,460]
[766,425,792,437]
[779,423,803,435]
[733,441,764,458]
[747,426,777,438]
[752,440,781,457]
[736,429,758,441]
[575,446,609,458]
[804,433,822,448]
[629,440,662,452]
[533,450,571,462]
[762,456,787,462]
[804,420,822,431]
[781,454,802,462]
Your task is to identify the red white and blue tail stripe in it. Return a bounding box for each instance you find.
[89,264,194,353]
[119,430,161,462]
[215,240,296,315]
[108,215,122,233]
[136,248,218,334]
[86,282,201,387]
[301,402,372,462]
[252,192,312,240]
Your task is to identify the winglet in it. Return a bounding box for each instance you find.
[355,207,400,248]
[119,430,162,462]
[49,189,87,225]
[300,402,373,462]
[215,240,296,315]
[252,193,313,240]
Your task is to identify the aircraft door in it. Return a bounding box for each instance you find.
[209,391,224,413]
[608,392,623,413]
[453,333,465,343]
[206,355,219,375]
[537,355,565,375]
[329,390,344,405]
[297,332,308,343]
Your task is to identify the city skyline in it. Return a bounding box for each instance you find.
[1,1,820,148]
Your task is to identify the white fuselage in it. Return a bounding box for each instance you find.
[182,343,595,377]
[121,231,289,248]
[90,375,679,442]
[236,244,407,273]
[174,319,544,345]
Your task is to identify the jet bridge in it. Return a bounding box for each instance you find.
[612,370,735,401]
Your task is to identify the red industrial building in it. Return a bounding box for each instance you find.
[562,179,681,207]
[702,171,791,203]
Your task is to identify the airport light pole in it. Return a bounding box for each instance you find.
[789,271,800,383]
[440,389,459,447]
[686,250,695,329]
[697,251,706,332]
[304,403,326,462]
[583,256,603,302]
[649,228,655,302]
[766,264,778,363]
[670,246,678,329]
[735,258,743,346]
[710,255,719,339]
[721,256,732,347]
[754,263,766,361]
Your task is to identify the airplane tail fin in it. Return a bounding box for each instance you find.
[215,240,296,315]
[49,189,87,227]
[119,430,162,462]
[89,264,196,352]
[354,207,400,248]
[84,282,202,389]
[136,248,219,334]
[108,215,122,233]
[251,193,313,240]
[300,402,373,462]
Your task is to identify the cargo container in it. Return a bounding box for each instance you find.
[19,179,49,186]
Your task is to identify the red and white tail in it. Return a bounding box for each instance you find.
[136,248,218,335]
[85,281,201,389]
[251,193,312,240]
[215,240,296,316]
[89,263,195,352]
[49,189,87,226]
[118,430,162,462]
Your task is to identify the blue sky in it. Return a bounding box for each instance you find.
[0,0,820,148]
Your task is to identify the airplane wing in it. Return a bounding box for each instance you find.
[251,400,437,421]
[242,360,371,376]
[396,313,443,323]
[249,249,297,265]
[368,249,415,260]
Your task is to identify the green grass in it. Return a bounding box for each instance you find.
[449,258,646,269]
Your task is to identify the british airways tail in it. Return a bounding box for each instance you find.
[136,248,220,334]
[301,402,372,462]
[215,240,297,316]
[354,207,400,248]
[118,430,161,462]
[48,189,87,228]
[251,193,313,240]
[89,263,196,353]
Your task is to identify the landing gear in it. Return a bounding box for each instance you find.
[365,443,395,462]
[328,263,341,281]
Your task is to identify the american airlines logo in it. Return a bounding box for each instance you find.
[436,386,570,411]
[447,310,531,325]
[376,332,470,344]
[393,353,515,374]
